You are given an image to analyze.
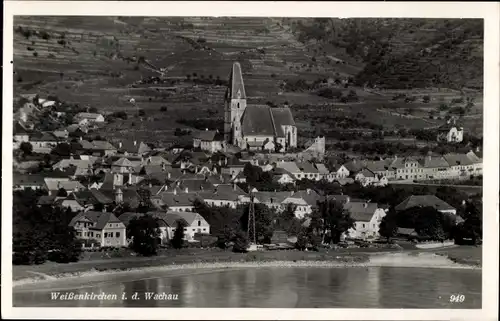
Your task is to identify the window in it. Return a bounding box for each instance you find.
[104,232,108,238]
[198,221,201,226]
[116,232,120,238]
[362,224,365,228]
[192,228,196,232]
[109,232,113,237]
[97,234,100,238]
[203,228,206,231]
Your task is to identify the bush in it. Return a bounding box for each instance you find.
[160,106,168,112]
[232,231,249,253]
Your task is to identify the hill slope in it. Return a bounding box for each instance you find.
[287,18,483,90]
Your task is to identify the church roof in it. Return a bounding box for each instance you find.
[241,105,275,136]
[227,62,246,100]
[270,108,295,137]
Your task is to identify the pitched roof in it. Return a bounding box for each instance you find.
[315,163,329,174]
[38,195,57,205]
[443,153,474,166]
[395,195,455,212]
[344,202,379,222]
[45,180,85,191]
[253,191,290,204]
[286,190,321,206]
[343,160,365,173]
[69,211,122,230]
[420,156,450,168]
[13,173,46,186]
[89,188,114,204]
[358,168,376,178]
[270,107,295,137]
[30,132,59,142]
[167,211,209,227]
[365,160,391,172]
[275,161,301,173]
[157,192,198,207]
[297,162,319,173]
[113,157,134,167]
[466,151,481,163]
[241,105,275,136]
[227,62,246,100]
[193,130,224,141]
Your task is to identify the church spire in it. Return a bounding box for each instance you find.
[228,62,246,100]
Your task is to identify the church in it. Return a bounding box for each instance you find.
[223,62,298,152]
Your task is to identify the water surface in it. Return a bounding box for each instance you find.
[14,266,481,308]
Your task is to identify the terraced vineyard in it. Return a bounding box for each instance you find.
[13,16,483,145]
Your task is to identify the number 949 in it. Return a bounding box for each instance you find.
[450,294,465,303]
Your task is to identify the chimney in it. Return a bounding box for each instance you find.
[115,188,123,203]
[174,188,177,195]
[134,141,137,146]
[307,188,311,195]
[119,142,122,148]
[205,128,209,131]
[167,172,171,179]
[162,163,166,171]
[185,187,189,193]
[233,183,237,191]
[149,182,152,188]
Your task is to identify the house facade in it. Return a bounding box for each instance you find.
[69,211,127,247]
[344,202,386,240]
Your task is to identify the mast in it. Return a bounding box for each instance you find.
[248,189,257,244]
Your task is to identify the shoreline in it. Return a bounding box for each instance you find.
[12,252,480,290]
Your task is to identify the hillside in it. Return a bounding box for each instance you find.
[288,18,483,90]
[13,17,483,145]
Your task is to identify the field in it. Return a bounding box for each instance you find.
[13,17,483,146]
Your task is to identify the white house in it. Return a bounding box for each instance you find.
[69,211,127,247]
[193,130,225,153]
[74,112,105,124]
[281,189,321,219]
[437,119,463,143]
[331,164,350,180]
[165,211,210,241]
[344,202,387,240]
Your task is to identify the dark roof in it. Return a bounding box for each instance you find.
[395,195,456,212]
[270,107,295,137]
[38,195,57,205]
[241,105,275,136]
[227,62,246,100]
[193,130,224,141]
[13,173,46,186]
[69,211,122,230]
[344,202,379,222]
[14,121,30,135]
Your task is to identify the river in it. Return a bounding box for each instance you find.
[13,266,481,308]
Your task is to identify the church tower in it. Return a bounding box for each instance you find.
[224,62,247,146]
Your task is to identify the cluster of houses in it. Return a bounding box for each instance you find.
[12,94,479,249]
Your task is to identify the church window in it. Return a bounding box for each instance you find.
[237,103,240,109]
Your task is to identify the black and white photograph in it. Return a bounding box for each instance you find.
[2,1,499,320]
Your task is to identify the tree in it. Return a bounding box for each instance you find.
[13,196,81,265]
[239,203,276,244]
[19,142,33,156]
[51,143,74,157]
[317,199,354,244]
[57,188,68,197]
[127,215,161,256]
[456,200,482,244]
[232,231,249,252]
[422,95,431,103]
[379,208,398,242]
[171,219,187,249]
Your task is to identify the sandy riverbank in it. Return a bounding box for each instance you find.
[12,252,480,291]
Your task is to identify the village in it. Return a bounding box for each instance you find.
[12,62,483,260]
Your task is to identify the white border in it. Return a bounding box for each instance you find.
[2,2,499,320]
